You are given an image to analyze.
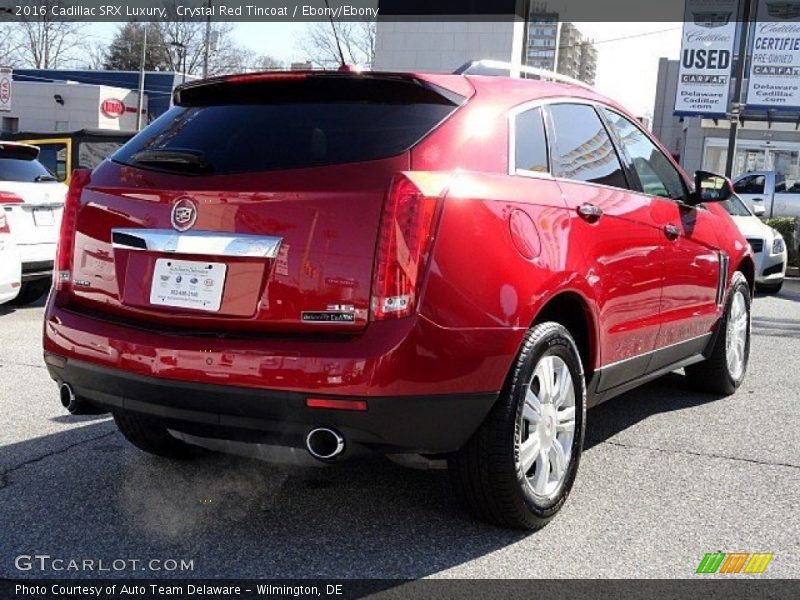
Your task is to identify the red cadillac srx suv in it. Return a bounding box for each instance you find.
[43,62,754,529]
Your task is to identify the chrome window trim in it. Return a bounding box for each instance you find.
[598,106,692,203]
[111,229,283,259]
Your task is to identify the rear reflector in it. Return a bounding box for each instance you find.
[0,191,23,204]
[306,398,368,412]
[0,212,9,234]
[55,169,91,292]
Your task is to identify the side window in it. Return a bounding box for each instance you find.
[734,175,765,195]
[601,108,686,201]
[547,103,627,189]
[776,176,800,194]
[513,107,548,174]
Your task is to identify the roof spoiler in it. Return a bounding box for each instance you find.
[454,60,594,91]
[0,142,40,161]
[173,71,468,107]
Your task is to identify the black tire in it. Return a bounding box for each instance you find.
[757,281,783,295]
[8,279,50,306]
[448,322,587,530]
[685,271,751,395]
[114,411,203,459]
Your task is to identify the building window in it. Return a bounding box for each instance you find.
[1,117,18,133]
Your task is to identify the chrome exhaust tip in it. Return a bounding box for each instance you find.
[59,383,78,413]
[305,427,346,462]
[59,383,106,415]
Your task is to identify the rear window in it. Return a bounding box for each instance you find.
[113,76,462,174]
[0,158,54,182]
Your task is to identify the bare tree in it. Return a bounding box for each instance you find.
[12,1,85,68]
[82,40,111,71]
[248,54,284,72]
[298,21,376,69]
[0,24,21,67]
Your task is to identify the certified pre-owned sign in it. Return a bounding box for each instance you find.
[747,1,800,109]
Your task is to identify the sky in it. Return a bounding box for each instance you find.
[89,21,682,117]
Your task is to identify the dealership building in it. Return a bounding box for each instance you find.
[0,79,147,135]
[375,6,596,85]
[652,58,800,183]
[6,69,188,133]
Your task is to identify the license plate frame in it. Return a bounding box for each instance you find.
[149,258,227,312]
[32,207,55,227]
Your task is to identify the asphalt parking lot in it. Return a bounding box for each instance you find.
[1,282,799,580]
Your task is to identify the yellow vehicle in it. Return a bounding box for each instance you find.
[2,129,135,184]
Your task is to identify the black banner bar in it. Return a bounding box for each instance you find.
[2,579,800,600]
[0,0,715,23]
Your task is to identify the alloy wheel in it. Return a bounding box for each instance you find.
[725,289,749,381]
[517,355,576,500]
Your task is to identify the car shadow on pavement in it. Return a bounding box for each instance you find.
[583,372,721,451]
[0,294,47,316]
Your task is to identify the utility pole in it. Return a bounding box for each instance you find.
[202,0,212,78]
[724,0,754,178]
[136,23,147,131]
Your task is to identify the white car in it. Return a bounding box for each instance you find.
[0,142,66,305]
[0,208,21,305]
[723,194,787,294]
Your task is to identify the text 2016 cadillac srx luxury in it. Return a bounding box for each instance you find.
[44,62,754,529]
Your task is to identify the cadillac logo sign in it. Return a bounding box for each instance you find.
[171,197,198,232]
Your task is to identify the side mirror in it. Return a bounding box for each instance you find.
[690,170,734,204]
[752,202,766,217]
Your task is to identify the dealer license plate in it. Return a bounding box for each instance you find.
[149,259,227,312]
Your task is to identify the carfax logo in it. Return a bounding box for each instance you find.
[696,551,774,574]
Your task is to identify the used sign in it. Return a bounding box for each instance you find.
[674,0,739,116]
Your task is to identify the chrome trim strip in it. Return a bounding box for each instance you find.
[717,252,730,307]
[598,332,713,371]
[111,228,282,259]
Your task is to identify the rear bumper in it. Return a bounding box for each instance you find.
[21,259,53,281]
[46,357,496,454]
[19,242,56,271]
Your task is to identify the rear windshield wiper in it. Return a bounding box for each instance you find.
[34,174,58,182]
[128,149,213,173]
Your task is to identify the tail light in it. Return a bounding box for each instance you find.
[0,192,19,234]
[55,169,91,292]
[0,191,24,205]
[371,174,442,320]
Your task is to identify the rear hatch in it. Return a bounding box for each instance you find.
[67,72,468,333]
[0,144,66,260]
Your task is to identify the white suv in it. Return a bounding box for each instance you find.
[0,143,66,305]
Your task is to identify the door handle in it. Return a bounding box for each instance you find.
[663,223,680,240]
[577,203,603,221]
